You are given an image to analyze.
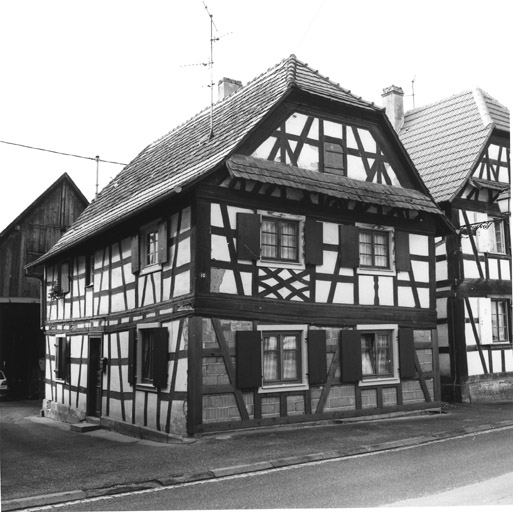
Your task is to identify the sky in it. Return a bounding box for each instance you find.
[1,0,511,232]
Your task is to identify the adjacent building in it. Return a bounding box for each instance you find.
[29,56,452,438]
[389,86,511,402]
[0,173,88,398]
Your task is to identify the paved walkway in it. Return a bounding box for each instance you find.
[2,400,513,511]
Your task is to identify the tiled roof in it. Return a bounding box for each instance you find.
[227,154,443,216]
[400,88,510,203]
[39,55,381,263]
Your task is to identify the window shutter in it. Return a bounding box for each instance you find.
[55,338,64,379]
[158,221,168,264]
[305,220,323,266]
[152,327,169,389]
[64,338,71,381]
[236,331,262,389]
[237,213,261,261]
[128,329,136,385]
[340,330,362,383]
[60,262,70,293]
[395,231,411,271]
[307,330,327,385]
[399,328,416,379]
[339,224,359,268]
[131,234,140,273]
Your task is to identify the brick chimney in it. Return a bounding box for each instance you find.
[382,85,404,132]
[218,77,242,100]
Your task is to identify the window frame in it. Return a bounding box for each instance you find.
[141,222,160,272]
[257,324,308,393]
[357,324,399,386]
[257,212,305,269]
[134,323,169,389]
[359,228,391,269]
[491,299,510,343]
[85,253,94,287]
[489,218,507,254]
[261,216,300,263]
[354,224,395,275]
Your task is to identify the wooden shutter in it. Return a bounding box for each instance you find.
[339,224,359,268]
[237,213,261,261]
[131,234,140,273]
[236,331,262,389]
[305,220,323,266]
[307,330,327,385]
[59,262,70,293]
[158,221,168,264]
[152,327,169,389]
[55,338,64,379]
[395,231,411,271]
[64,338,70,381]
[399,328,416,379]
[128,329,136,385]
[340,330,362,383]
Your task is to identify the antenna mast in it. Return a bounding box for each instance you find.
[203,1,218,139]
[411,75,416,109]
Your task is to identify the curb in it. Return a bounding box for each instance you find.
[3,421,513,511]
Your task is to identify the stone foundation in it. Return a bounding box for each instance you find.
[442,373,513,403]
[41,399,86,424]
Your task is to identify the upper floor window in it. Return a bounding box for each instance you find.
[359,229,390,269]
[131,220,168,274]
[490,219,506,254]
[261,217,299,262]
[491,299,510,343]
[85,254,94,287]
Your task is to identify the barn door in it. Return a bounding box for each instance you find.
[87,337,102,417]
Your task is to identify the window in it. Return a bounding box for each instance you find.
[491,300,510,342]
[235,326,326,391]
[131,220,168,274]
[262,331,301,384]
[237,213,324,267]
[145,227,159,266]
[489,219,506,254]
[128,325,169,388]
[359,229,390,268]
[361,331,393,377]
[261,217,299,262]
[339,325,414,385]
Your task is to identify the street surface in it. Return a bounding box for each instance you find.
[39,427,513,510]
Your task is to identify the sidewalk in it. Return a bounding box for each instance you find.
[2,400,513,511]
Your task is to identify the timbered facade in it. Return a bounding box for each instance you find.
[30,56,451,438]
[400,88,512,402]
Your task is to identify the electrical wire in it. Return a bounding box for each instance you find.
[0,139,127,166]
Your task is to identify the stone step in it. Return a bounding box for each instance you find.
[70,422,102,433]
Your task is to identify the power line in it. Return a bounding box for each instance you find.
[0,139,127,166]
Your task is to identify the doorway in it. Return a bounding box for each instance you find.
[87,337,102,417]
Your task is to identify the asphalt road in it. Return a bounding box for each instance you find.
[48,426,513,510]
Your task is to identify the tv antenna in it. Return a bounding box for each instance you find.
[203,1,219,139]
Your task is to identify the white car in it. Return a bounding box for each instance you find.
[0,370,8,397]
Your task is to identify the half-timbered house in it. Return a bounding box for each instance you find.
[29,56,452,438]
[396,87,512,402]
[1,173,88,398]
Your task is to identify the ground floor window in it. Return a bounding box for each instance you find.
[262,331,301,384]
[361,331,393,377]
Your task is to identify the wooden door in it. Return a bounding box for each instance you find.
[87,337,102,417]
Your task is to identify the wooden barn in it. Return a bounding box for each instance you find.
[29,56,452,438]
[396,87,512,402]
[0,173,88,398]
